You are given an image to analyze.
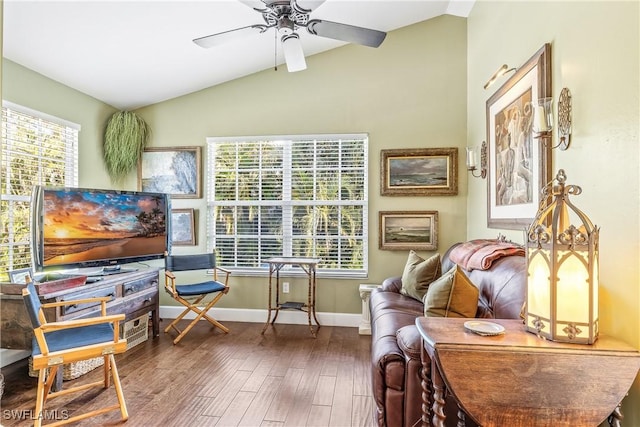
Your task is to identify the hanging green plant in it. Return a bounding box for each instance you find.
[103,111,151,183]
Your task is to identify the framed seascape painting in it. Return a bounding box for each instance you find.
[171,208,196,246]
[379,211,438,251]
[138,146,202,198]
[380,148,458,196]
[486,43,552,229]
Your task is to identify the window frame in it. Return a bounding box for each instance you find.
[206,134,369,279]
[1,101,80,279]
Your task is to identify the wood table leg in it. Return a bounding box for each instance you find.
[152,308,160,337]
[261,265,275,334]
[311,268,320,328]
[306,268,315,337]
[53,368,63,392]
[420,344,432,426]
[431,358,446,427]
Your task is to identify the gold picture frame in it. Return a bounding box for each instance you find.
[381,148,458,196]
[379,211,438,251]
[486,43,552,229]
[138,146,202,199]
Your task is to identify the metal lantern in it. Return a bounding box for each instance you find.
[525,169,599,344]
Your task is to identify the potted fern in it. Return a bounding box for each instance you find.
[103,111,151,183]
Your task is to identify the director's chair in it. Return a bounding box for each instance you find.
[22,278,128,427]
[164,253,231,344]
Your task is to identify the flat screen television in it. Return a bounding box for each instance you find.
[31,186,171,274]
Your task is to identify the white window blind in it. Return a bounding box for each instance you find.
[1,101,80,279]
[206,134,368,277]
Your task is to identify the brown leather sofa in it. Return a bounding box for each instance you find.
[370,241,527,427]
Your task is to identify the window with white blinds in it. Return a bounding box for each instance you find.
[206,134,368,277]
[1,101,80,280]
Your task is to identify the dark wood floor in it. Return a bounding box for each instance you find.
[1,321,374,426]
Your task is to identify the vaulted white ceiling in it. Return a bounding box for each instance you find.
[3,0,474,110]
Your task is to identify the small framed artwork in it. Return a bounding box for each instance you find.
[138,146,202,198]
[486,43,552,229]
[171,208,196,246]
[9,267,33,284]
[381,148,458,196]
[379,211,438,251]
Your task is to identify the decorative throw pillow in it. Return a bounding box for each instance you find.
[400,251,442,301]
[423,265,479,318]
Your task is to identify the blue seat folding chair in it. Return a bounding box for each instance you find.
[21,278,128,427]
[164,253,231,344]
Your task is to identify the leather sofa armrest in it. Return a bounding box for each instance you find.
[381,276,402,293]
[396,325,423,361]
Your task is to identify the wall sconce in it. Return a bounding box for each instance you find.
[483,64,516,90]
[533,88,573,150]
[466,141,487,179]
[525,169,599,344]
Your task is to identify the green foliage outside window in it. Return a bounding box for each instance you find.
[0,104,78,281]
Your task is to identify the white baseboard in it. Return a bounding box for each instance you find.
[159,306,361,328]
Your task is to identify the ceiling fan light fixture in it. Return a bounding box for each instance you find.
[194,0,386,72]
[281,33,307,72]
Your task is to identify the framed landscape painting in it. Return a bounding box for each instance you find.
[138,146,202,198]
[381,148,458,196]
[486,43,552,229]
[379,211,438,251]
[171,208,196,246]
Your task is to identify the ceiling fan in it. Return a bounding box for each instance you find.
[193,0,387,72]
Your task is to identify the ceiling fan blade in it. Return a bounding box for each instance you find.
[237,0,268,12]
[193,25,267,48]
[306,19,386,48]
[281,34,307,72]
[293,0,327,13]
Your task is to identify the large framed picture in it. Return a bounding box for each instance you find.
[380,148,458,196]
[138,146,202,198]
[379,211,438,251]
[171,208,196,246]
[486,43,552,229]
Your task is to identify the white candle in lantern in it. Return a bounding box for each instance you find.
[466,148,476,168]
[535,105,548,131]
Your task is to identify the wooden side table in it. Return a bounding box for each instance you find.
[416,317,640,427]
[261,257,321,337]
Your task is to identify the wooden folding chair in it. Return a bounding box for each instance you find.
[21,279,128,427]
[164,253,231,344]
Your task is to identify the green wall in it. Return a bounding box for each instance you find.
[134,15,469,313]
[2,60,118,189]
[466,1,640,423]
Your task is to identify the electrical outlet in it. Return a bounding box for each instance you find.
[283,282,290,293]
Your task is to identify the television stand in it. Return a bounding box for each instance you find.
[1,268,160,351]
[1,268,160,392]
